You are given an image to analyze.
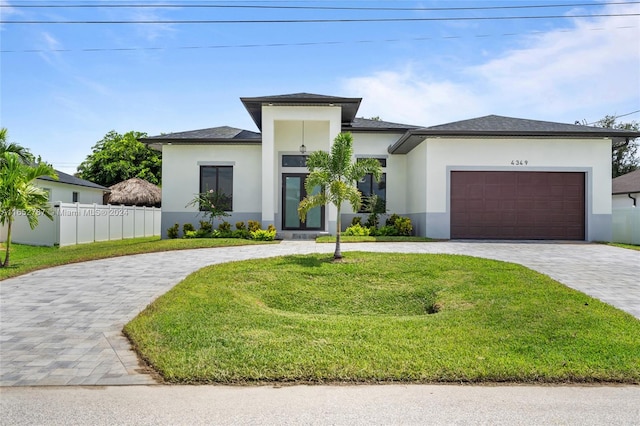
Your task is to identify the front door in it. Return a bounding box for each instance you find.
[282,174,324,230]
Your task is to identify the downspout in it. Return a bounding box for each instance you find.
[628,193,637,207]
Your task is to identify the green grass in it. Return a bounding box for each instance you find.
[609,243,640,251]
[124,252,640,384]
[0,237,276,281]
[316,235,435,243]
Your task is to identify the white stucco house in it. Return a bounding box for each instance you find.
[142,93,640,241]
[612,169,640,208]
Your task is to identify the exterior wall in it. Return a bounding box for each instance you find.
[161,144,262,237]
[613,192,639,208]
[262,106,341,233]
[37,179,105,204]
[405,141,428,236]
[420,137,612,241]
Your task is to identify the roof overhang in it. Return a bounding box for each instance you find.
[240,94,362,130]
[388,129,640,154]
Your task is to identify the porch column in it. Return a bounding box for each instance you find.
[261,109,275,228]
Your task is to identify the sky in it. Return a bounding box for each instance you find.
[1,0,639,175]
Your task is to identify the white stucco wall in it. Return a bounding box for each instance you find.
[37,179,106,204]
[162,144,262,214]
[405,141,427,215]
[613,192,640,208]
[419,137,612,240]
[351,132,407,215]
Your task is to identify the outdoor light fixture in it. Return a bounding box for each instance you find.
[299,121,307,154]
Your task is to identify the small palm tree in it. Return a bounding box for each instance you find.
[298,132,381,260]
[0,152,57,267]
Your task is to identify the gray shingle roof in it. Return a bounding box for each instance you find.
[348,117,421,131]
[142,126,261,142]
[389,115,640,154]
[612,169,640,194]
[38,170,109,191]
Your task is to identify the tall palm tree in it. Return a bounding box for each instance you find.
[0,152,57,267]
[0,128,33,165]
[298,132,381,260]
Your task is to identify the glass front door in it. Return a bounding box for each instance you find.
[282,174,324,230]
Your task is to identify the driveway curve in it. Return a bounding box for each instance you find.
[1,241,638,386]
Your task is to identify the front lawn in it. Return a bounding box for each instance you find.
[124,252,640,384]
[609,243,640,251]
[0,237,276,281]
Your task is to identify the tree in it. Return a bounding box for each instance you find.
[0,128,34,165]
[298,132,382,260]
[76,130,161,187]
[0,152,58,267]
[593,116,639,178]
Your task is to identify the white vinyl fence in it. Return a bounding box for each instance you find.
[0,202,161,247]
[612,207,640,245]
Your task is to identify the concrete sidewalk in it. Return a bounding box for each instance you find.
[1,384,639,425]
[1,241,639,387]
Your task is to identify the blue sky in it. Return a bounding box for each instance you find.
[1,0,639,175]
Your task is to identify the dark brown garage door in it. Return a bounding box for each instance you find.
[451,171,585,240]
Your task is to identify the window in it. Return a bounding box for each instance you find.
[72,191,79,203]
[200,166,233,211]
[357,173,386,212]
[282,155,307,167]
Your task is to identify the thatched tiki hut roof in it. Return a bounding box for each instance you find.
[107,178,161,207]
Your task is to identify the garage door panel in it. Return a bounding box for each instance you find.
[451,171,585,240]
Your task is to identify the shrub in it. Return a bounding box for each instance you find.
[199,221,213,233]
[232,229,250,239]
[378,225,398,236]
[251,229,276,241]
[351,216,363,226]
[393,216,413,236]
[183,230,198,239]
[167,223,180,239]
[267,224,276,233]
[183,223,195,234]
[235,221,246,230]
[218,221,231,233]
[344,223,370,236]
[248,220,261,232]
[386,214,401,227]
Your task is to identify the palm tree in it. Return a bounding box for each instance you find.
[0,128,33,165]
[298,132,381,260]
[0,152,58,267]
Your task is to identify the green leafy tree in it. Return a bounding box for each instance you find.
[298,132,382,260]
[593,116,639,177]
[0,152,58,267]
[77,130,161,187]
[0,128,34,165]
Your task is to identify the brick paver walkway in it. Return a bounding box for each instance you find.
[1,241,638,386]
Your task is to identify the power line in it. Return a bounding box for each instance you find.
[3,12,639,24]
[5,1,639,10]
[2,25,636,53]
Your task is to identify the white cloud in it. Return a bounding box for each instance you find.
[342,3,640,126]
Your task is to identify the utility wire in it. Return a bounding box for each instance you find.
[2,25,636,53]
[5,1,639,10]
[3,12,639,24]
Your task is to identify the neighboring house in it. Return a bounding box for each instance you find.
[141,93,640,241]
[612,169,640,208]
[38,170,110,204]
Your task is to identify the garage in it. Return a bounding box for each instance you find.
[450,171,585,240]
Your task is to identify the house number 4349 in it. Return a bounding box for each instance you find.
[511,160,529,165]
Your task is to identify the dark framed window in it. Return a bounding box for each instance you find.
[282,155,308,167]
[200,166,233,211]
[72,191,79,203]
[357,173,386,212]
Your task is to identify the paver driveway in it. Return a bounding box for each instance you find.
[1,241,638,386]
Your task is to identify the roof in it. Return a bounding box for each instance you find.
[107,177,161,207]
[240,93,362,130]
[38,170,109,191]
[389,115,640,154]
[140,126,261,150]
[612,169,640,194]
[347,117,421,132]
